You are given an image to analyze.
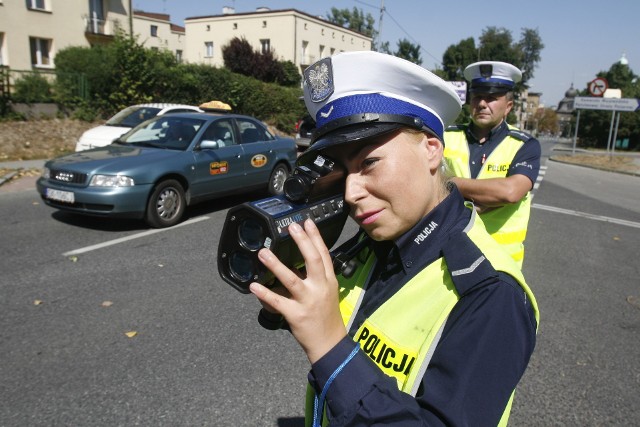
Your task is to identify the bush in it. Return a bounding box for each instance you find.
[13,73,54,103]
[51,33,306,132]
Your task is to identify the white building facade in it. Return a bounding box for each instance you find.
[184,8,372,72]
[133,11,185,62]
[0,0,132,71]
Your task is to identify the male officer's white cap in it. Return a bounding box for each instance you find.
[301,51,462,155]
[464,61,522,94]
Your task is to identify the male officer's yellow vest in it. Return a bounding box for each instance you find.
[305,207,539,426]
[444,125,533,267]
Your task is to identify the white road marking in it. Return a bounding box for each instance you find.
[533,166,547,190]
[62,216,210,256]
[532,203,640,229]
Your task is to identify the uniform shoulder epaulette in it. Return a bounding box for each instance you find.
[445,124,466,132]
[508,128,534,143]
[441,231,498,296]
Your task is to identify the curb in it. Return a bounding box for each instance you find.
[0,170,19,187]
[549,157,640,178]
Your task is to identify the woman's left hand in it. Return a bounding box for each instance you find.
[249,219,347,364]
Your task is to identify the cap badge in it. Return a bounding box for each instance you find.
[479,64,493,79]
[304,57,334,103]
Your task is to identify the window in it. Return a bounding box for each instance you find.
[176,50,183,63]
[27,0,46,10]
[0,33,5,66]
[237,119,271,143]
[30,37,52,67]
[262,20,267,28]
[319,45,325,59]
[260,39,270,54]
[233,23,237,30]
[202,119,236,147]
[150,25,158,37]
[204,41,213,58]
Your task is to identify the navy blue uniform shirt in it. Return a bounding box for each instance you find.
[308,186,537,426]
[465,121,541,186]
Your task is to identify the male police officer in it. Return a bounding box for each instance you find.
[444,61,541,267]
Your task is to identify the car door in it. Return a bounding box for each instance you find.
[236,118,275,187]
[190,119,246,198]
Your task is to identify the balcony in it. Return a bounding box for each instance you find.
[83,14,123,44]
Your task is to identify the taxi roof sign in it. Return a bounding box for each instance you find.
[199,100,232,112]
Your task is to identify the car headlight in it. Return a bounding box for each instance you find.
[41,167,50,179]
[89,174,135,187]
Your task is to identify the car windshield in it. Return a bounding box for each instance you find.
[118,116,205,150]
[106,106,162,127]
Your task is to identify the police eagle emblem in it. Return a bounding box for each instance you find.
[304,57,334,103]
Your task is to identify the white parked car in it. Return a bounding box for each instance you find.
[75,103,202,151]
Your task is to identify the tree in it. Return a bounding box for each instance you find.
[478,27,517,64]
[222,37,256,77]
[326,7,377,38]
[222,37,301,87]
[394,38,422,65]
[534,108,560,135]
[441,26,543,90]
[578,60,640,149]
[441,37,477,81]
[378,41,392,55]
[517,28,544,84]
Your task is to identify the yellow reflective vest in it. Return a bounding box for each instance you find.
[305,206,539,426]
[444,125,533,267]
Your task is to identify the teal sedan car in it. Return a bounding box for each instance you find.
[36,112,297,228]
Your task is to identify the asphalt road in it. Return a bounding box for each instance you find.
[1,140,639,426]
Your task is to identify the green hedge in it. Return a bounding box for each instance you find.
[51,32,306,133]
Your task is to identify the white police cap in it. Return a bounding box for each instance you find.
[464,61,522,94]
[302,51,462,154]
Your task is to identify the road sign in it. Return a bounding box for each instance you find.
[574,96,640,112]
[588,78,608,96]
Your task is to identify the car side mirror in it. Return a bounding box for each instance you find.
[200,140,220,150]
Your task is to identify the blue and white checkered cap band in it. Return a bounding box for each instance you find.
[315,93,444,140]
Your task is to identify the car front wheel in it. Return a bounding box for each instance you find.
[145,179,186,228]
[268,164,289,195]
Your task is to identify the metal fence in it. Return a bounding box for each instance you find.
[0,67,88,116]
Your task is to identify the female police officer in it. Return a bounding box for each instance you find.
[249,51,539,426]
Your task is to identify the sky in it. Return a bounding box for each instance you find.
[132,0,640,108]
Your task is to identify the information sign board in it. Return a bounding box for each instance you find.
[574,96,640,112]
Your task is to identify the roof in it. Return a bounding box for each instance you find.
[133,10,171,22]
[133,10,184,32]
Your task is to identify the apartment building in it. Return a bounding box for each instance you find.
[133,11,185,62]
[1,4,370,74]
[184,7,372,72]
[0,0,132,71]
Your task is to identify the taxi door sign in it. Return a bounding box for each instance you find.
[251,154,268,168]
[210,161,229,175]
